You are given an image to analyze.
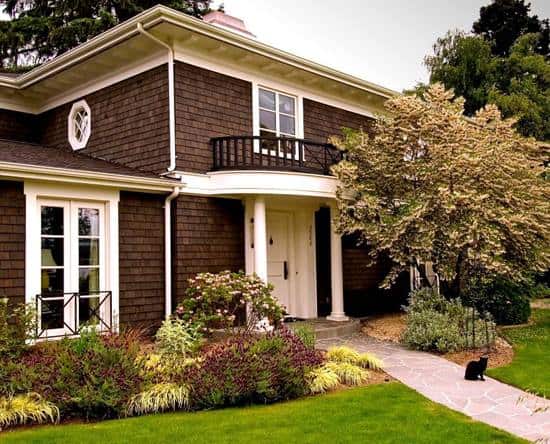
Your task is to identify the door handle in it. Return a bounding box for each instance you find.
[283,261,288,280]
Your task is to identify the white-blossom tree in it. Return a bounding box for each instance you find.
[332,83,550,297]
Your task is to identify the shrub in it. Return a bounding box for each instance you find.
[306,366,339,394]
[291,323,316,349]
[463,278,532,325]
[126,383,190,417]
[1,328,146,420]
[185,328,323,409]
[155,318,203,358]
[402,288,496,353]
[0,393,59,429]
[0,298,36,360]
[326,346,383,370]
[324,362,369,386]
[176,271,285,333]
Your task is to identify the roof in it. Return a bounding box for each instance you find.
[0,139,179,190]
[0,6,397,115]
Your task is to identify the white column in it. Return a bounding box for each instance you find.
[253,196,268,282]
[327,204,348,321]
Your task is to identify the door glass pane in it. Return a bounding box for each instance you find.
[41,269,64,294]
[280,115,296,135]
[79,208,99,236]
[79,296,100,326]
[259,89,276,111]
[41,298,64,330]
[79,239,99,266]
[41,238,64,266]
[41,207,63,235]
[279,94,295,115]
[79,268,99,295]
[260,110,276,131]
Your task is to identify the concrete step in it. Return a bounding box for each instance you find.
[287,318,361,340]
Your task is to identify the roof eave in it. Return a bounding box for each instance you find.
[0,5,398,99]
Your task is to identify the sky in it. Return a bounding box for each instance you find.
[216,0,550,92]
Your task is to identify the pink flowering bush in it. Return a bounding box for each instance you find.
[176,271,285,333]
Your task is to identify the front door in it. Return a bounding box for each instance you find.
[266,212,291,313]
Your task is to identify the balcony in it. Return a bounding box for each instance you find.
[35,290,113,339]
[211,136,343,176]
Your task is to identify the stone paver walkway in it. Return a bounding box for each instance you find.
[317,335,550,442]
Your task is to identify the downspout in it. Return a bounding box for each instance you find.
[137,23,176,173]
[164,186,180,318]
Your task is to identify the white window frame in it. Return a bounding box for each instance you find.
[68,99,91,151]
[252,83,304,158]
[25,182,119,339]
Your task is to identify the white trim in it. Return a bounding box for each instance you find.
[68,100,91,151]
[0,162,177,192]
[173,170,337,199]
[24,181,120,336]
[164,187,181,318]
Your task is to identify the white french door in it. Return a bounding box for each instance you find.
[38,199,106,337]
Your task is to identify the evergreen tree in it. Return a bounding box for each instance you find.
[0,1,213,71]
[473,0,549,57]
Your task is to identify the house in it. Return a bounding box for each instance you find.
[0,6,408,339]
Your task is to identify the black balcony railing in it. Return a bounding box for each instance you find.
[211,135,343,175]
[35,290,112,339]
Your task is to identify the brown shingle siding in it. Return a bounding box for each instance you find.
[0,110,38,143]
[173,195,244,302]
[303,99,374,143]
[0,181,25,307]
[119,191,165,327]
[40,65,170,174]
[174,61,252,173]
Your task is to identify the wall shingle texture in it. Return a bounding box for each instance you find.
[0,181,25,307]
[119,191,165,326]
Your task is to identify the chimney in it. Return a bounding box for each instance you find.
[203,10,256,38]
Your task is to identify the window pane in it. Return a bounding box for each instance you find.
[79,296,100,326]
[259,89,276,111]
[79,208,99,236]
[279,94,295,116]
[41,269,64,294]
[79,268,99,295]
[280,115,296,135]
[260,130,277,151]
[41,238,64,267]
[41,298,64,330]
[79,239,99,266]
[260,110,276,131]
[41,207,63,235]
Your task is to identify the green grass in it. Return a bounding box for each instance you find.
[488,308,550,397]
[2,383,524,444]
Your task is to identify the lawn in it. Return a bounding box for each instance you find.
[488,308,550,397]
[2,383,524,444]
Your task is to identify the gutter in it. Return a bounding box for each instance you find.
[164,186,181,318]
[137,22,177,173]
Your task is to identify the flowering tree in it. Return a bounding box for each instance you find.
[332,84,550,298]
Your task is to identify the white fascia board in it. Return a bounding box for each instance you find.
[174,170,338,199]
[0,5,397,101]
[0,162,177,192]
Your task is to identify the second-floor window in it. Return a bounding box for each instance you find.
[258,88,297,139]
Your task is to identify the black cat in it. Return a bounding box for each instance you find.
[464,355,489,381]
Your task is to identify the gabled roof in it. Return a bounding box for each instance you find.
[0,139,178,191]
[0,5,397,114]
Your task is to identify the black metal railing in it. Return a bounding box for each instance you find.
[211,135,343,175]
[35,290,112,339]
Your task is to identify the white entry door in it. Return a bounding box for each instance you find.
[266,212,291,312]
[38,199,107,338]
